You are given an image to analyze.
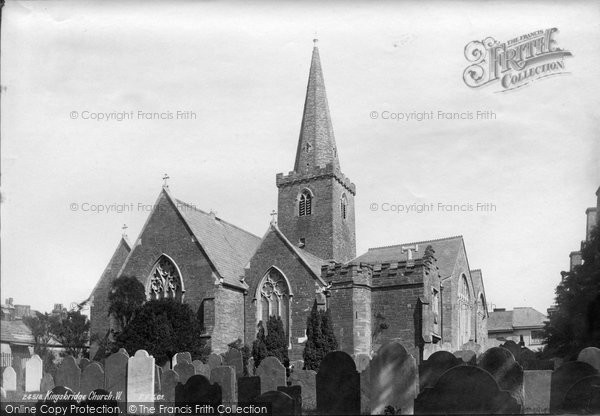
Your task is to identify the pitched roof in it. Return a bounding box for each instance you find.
[270,225,328,281]
[89,237,131,300]
[488,307,547,332]
[354,236,464,279]
[294,42,340,175]
[488,310,514,332]
[174,198,261,289]
[0,319,35,346]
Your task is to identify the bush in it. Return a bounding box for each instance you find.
[251,321,268,369]
[265,316,289,367]
[303,301,338,371]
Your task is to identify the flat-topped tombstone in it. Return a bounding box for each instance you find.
[40,373,55,392]
[105,349,128,402]
[175,375,221,406]
[454,349,476,365]
[578,347,600,371]
[419,350,463,391]
[478,346,524,404]
[354,354,370,372]
[316,351,360,415]
[161,369,179,403]
[207,354,223,371]
[224,349,244,376]
[523,370,551,414]
[2,367,17,392]
[415,365,521,414]
[550,360,599,412]
[210,366,237,404]
[127,350,155,412]
[56,356,81,392]
[290,369,316,411]
[174,361,195,385]
[256,390,296,416]
[172,352,192,368]
[256,357,286,395]
[25,354,43,392]
[238,376,261,402]
[370,341,417,415]
[561,374,600,413]
[278,385,302,415]
[80,362,104,395]
[79,358,91,371]
[192,360,211,378]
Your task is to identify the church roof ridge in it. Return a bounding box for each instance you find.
[367,235,463,251]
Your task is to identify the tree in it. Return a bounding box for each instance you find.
[23,312,58,376]
[108,276,146,331]
[114,299,209,366]
[265,316,289,367]
[303,301,338,371]
[50,310,90,358]
[251,321,268,369]
[543,225,600,359]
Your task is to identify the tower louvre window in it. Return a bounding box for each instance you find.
[299,190,312,216]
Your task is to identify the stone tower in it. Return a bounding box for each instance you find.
[276,41,356,263]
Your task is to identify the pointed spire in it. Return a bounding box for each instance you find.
[294,40,340,175]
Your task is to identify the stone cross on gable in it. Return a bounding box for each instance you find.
[270,210,278,225]
[122,224,128,238]
[162,173,170,188]
[401,244,419,262]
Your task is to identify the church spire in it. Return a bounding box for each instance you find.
[294,40,340,175]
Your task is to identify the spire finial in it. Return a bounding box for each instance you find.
[162,173,170,188]
[313,37,319,46]
[122,224,128,238]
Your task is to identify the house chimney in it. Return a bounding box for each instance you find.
[585,207,597,241]
[570,251,582,271]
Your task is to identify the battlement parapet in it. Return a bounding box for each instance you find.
[276,163,356,194]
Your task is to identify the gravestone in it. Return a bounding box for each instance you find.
[461,340,482,353]
[210,366,237,404]
[316,351,360,415]
[40,373,55,392]
[172,352,192,368]
[246,357,255,376]
[192,360,211,378]
[415,365,521,414]
[256,357,286,394]
[56,356,81,392]
[174,361,195,385]
[175,375,221,406]
[161,370,179,403]
[578,347,600,371]
[453,350,476,365]
[561,374,600,413]
[127,350,155,412]
[0,387,5,398]
[290,369,316,411]
[154,365,162,396]
[35,386,76,415]
[523,370,551,414]
[360,365,371,415]
[207,354,223,371]
[419,350,463,391]
[25,354,43,392]
[278,385,302,415]
[500,340,522,361]
[256,390,295,416]
[224,349,244,376]
[238,376,261,402]
[370,341,418,414]
[478,347,524,405]
[105,349,128,403]
[85,388,119,413]
[550,360,598,412]
[290,360,304,372]
[354,354,371,372]
[79,358,91,371]
[2,367,16,391]
[518,348,537,364]
[80,362,104,395]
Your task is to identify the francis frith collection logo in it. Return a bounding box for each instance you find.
[463,28,572,92]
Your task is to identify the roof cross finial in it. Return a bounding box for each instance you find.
[162,173,170,188]
[270,210,278,225]
[313,36,319,46]
[122,224,128,238]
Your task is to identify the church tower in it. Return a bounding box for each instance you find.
[276,40,356,263]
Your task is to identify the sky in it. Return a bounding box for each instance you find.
[1,0,599,316]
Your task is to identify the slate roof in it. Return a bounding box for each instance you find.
[0,319,35,346]
[488,307,547,332]
[174,198,262,289]
[353,236,464,279]
[270,225,328,282]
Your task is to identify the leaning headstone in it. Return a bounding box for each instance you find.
[56,356,81,392]
[238,376,261,402]
[25,354,43,392]
[550,360,598,412]
[207,354,223,371]
[523,370,551,414]
[454,349,477,365]
[175,375,221,406]
[478,346,524,405]
[561,374,600,413]
[415,365,521,414]
[354,354,370,372]
[40,373,55,392]
[290,369,316,411]
[316,351,360,415]
[172,352,192,368]
[224,349,244,376]
[105,349,128,403]
[174,361,195,385]
[370,341,418,414]
[256,390,295,416]
[2,367,17,392]
[278,385,302,415]
[80,362,104,395]
[79,358,91,371]
[256,357,286,394]
[210,366,237,405]
[578,347,600,371]
[161,370,179,403]
[419,350,463,391]
[127,350,155,413]
[192,360,211,378]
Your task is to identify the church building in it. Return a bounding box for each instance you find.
[89,41,488,363]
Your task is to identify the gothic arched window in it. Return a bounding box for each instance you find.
[256,268,292,345]
[299,190,312,216]
[147,255,184,301]
[341,194,347,220]
[458,275,471,345]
